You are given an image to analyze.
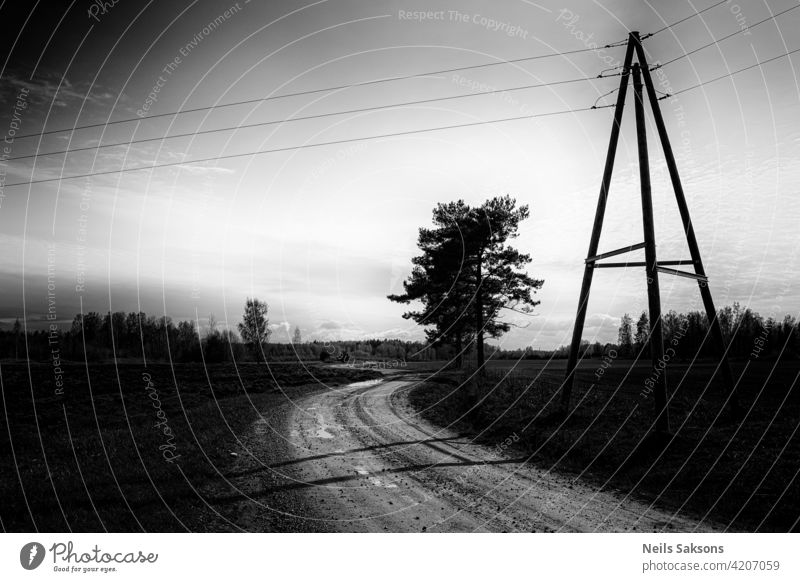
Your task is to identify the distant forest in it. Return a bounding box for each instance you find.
[0,311,436,364]
[0,302,796,363]
[554,302,799,361]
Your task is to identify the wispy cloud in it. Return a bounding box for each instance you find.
[0,68,125,114]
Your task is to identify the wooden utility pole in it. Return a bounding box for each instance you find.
[632,62,669,434]
[561,32,734,431]
[562,39,635,409]
[475,258,485,374]
[632,39,737,399]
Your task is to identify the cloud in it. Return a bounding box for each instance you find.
[172,164,236,175]
[367,327,425,341]
[0,69,126,112]
[585,312,620,326]
[269,320,291,337]
[306,320,368,341]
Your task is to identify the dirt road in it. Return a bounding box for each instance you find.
[218,375,715,532]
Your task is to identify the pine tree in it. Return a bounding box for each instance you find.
[389,196,543,370]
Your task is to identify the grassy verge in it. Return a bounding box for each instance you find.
[0,361,380,531]
[408,360,800,532]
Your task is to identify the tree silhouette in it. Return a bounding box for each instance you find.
[12,318,20,360]
[634,311,650,358]
[238,298,271,350]
[389,196,543,370]
[388,202,476,367]
[618,313,633,358]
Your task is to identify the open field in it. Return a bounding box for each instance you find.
[407,357,800,532]
[0,362,381,531]
[2,357,796,532]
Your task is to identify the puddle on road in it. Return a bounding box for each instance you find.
[345,379,383,389]
[315,413,334,439]
[370,477,398,488]
[354,465,399,488]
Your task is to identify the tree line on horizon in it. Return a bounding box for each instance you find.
[0,301,795,364]
[0,298,441,363]
[542,302,798,361]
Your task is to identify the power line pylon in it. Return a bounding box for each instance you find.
[561,32,735,434]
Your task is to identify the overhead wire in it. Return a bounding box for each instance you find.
[11,40,629,141]
[11,0,789,144]
[655,3,800,68]
[643,0,731,38]
[7,4,798,188]
[662,45,800,99]
[7,70,625,162]
[4,103,614,188]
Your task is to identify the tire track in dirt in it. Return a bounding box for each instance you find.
[266,376,715,532]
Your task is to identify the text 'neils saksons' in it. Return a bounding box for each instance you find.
[643,543,724,554]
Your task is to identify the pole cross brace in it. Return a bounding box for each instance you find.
[655,265,709,282]
[585,242,645,264]
[593,259,696,268]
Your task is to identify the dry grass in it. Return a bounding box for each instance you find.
[408,359,800,532]
[0,362,380,531]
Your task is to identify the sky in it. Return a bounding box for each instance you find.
[0,0,798,349]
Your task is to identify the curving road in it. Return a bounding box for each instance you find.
[226,375,713,533]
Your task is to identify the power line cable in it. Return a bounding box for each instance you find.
[662,45,800,99]
[656,4,800,67]
[592,87,619,109]
[12,40,628,141]
[9,7,795,188]
[12,44,794,188]
[4,103,613,188]
[10,1,790,142]
[645,0,730,38]
[8,71,624,162]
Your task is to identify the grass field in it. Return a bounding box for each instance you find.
[4,356,797,532]
[0,361,381,531]
[408,356,800,532]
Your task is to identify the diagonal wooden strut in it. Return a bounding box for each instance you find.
[561,39,635,410]
[585,242,645,264]
[655,266,709,282]
[561,31,735,424]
